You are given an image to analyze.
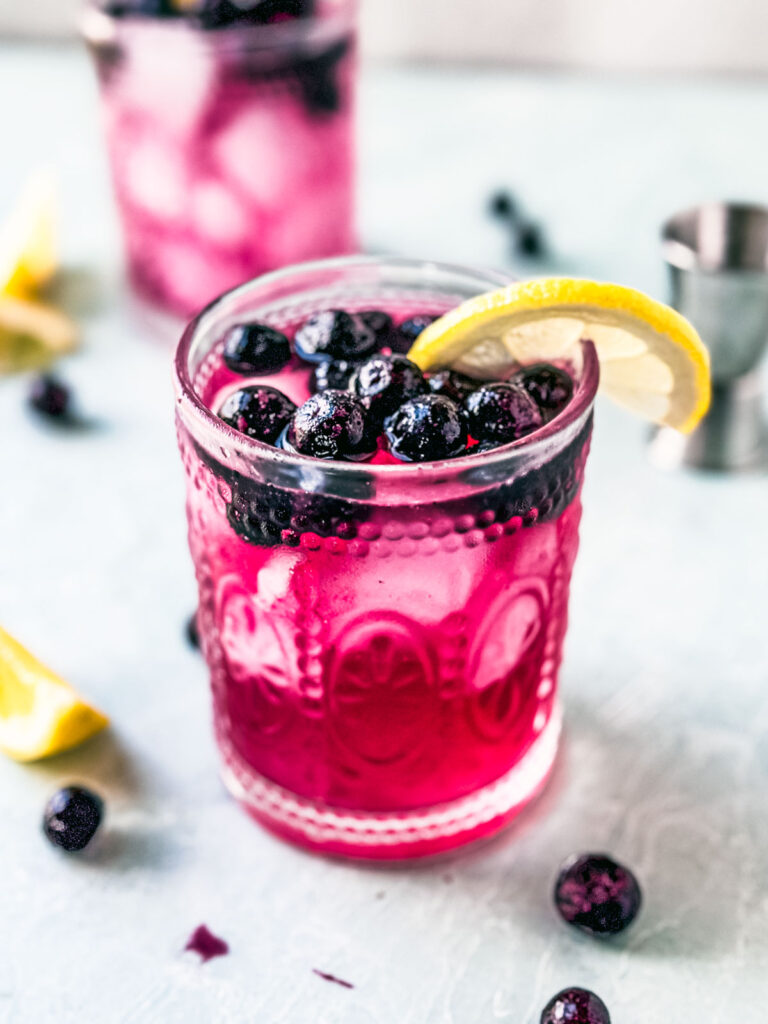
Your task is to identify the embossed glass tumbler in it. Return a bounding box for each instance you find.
[174,256,598,859]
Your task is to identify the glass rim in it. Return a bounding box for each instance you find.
[80,0,356,51]
[173,254,600,485]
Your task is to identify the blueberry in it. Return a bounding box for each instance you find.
[554,853,642,937]
[28,374,71,420]
[222,322,291,376]
[427,369,477,404]
[511,363,574,421]
[186,613,200,650]
[463,383,543,447]
[350,355,427,427]
[489,189,518,221]
[196,0,312,29]
[359,310,395,348]
[391,314,438,354]
[311,359,355,393]
[43,786,103,852]
[294,37,349,115]
[218,385,296,445]
[517,220,546,257]
[294,310,378,364]
[287,390,373,460]
[385,394,467,462]
[540,988,611,1024]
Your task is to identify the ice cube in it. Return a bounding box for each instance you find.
[122,133,188,225]
[191,178,254,249]
[147,236,252,316]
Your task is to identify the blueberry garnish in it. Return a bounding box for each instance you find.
[391,314,438,354]
[350,355,427,427]
[28,374,72,421]
[294,310,379,364]
[218,385,296,445]
[359,310,394,348]
[310,359,356,393]
[463,382,543,447]
[222,322,291,376]
[554,853,642,937]
[43,786,104,852]
[287,390,373,460]
[385,394,467,462]
[427,369,477,404]
[540,988,611,1024]
[511,363,573,421]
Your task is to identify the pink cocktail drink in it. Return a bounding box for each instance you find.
[83,0,356,319]
[174,257,599,858]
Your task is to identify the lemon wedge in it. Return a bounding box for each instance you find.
[0,169,58,298]
[0,626,108,762]
[0,296,78,372]
[407,278,711,433]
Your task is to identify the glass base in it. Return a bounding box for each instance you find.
[218,703,562,860]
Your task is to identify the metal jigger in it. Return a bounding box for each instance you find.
[649,202,768,471]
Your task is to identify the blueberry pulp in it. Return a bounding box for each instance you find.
[427,369,477,404]
[350,355,427,427]
[463,382,543,447]
[390,314,438,354]
[222,322,291,376]
[540,988,611,1024]
[385,394,468,462]
[28,375,71,420]
[43,786,104,852]
[287,390,374,460]
[554,853,642,936]
[218,385,296,444]
[512,362,573,421]
[294,310,379,364]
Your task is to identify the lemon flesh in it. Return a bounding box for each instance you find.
[407,278,711,434]
[0,626,108,762]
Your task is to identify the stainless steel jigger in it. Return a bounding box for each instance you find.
[649,201,768,471]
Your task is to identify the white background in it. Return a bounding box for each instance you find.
[5,0,768,71]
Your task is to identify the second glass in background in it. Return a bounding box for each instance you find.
[82,0,357,320]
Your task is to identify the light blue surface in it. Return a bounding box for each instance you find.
[1,44,767,1023]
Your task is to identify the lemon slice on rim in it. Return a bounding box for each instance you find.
[0,169,58,298]
[0,626,108,762]
[407,278,711,433]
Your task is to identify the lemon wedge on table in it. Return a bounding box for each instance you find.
[0,296,78,372]
[407,278,711,434]
[0,169,58,298]
[0,626,108,762]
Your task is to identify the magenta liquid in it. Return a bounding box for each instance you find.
[84,1,356,319]
[174,258,598,858]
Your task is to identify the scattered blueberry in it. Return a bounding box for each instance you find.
[222,322,291,376]
[287,390,373,460]
[391,314,438,354]
[294,310,378,364]
[489,189,518,221]
[310,359,355,393]
[350,355,427,427]
[28,374,71,421]
[512,363,573,421]
[554,853,642,937]
[385,394,467,462]
[463,383,543,447]
[517,220,546,258]
[185,924,229,962]
[427,369,478,404]
[186,613,200,650]
[540,988,611,1024]
[218,385,296,445]
[43,786,104,852]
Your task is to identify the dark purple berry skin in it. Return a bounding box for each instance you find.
[540,988,611,1024]
[218,386,296,445]
[463,382,543,447]
[489,189,518,221]
[294,310,378,364]
[391,314,438,354]
[512,363,574,421]
[287,390,373,460]
[554,853,642,937]
[28,375,71,420]
[517,221,546,257]
[43,787,104,852]
[186,613,200,650]
[350,355,428,427]
[359,310,395,347]
[385,394,468,462]
[310,359,355,393]
[222,322,291,376]
[427,369,478,404]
